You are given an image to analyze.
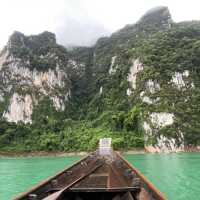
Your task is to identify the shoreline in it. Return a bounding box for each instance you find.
[0,151,89,157]
[1,148,200,157]
[0,149,145,157]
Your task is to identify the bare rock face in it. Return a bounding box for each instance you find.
[0,32,72,123]
[143,113,185,152]
[127,58,143,90]
[3,93,33,123]
[0,31,92,123]
[150,112,174,128]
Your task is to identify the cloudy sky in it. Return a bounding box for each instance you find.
[0,0,200,47]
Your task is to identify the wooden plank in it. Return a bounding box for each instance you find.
[107,165,128,188]
[70,187,140,192]
[43,163,103,200]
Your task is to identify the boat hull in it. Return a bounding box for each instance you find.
[13,151,167,200]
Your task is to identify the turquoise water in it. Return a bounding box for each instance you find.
[125,153,200,200]
[0,156,80,200]
[0,153,200,200]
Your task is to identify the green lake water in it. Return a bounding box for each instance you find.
[0,156,81,200]
[125,153,200,200]
[0,153,200,200]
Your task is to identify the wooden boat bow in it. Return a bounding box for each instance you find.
[13,139,167,200]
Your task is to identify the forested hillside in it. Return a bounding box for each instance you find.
[0,6,200,152]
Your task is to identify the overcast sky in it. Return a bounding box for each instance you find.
[0,0,200,48]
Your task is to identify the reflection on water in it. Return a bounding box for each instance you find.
[125,153,200,200]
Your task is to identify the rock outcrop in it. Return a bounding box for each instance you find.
[0,32,73,123]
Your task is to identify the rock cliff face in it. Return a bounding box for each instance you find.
[89,6,200,152]
[1,6,200,152]
[0,32,83,123]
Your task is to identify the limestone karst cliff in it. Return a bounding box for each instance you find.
[0,6,200,152]
[0,31,90,122]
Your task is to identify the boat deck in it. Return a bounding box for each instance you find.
[13,151,167,200]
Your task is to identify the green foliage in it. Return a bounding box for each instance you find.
[0,104,145,152]
[39,132,60,151]
[2,12,200,152]
[124,106,141,131]
[8,31,68,71]
[130,22,200,145]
